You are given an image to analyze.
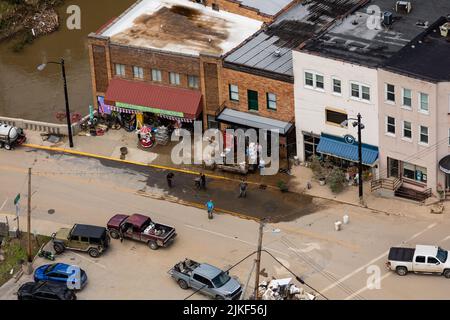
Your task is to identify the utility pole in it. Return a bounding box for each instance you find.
[357,113,363,204]
[254,219,264,300]
[61,58,74,148]
[27,167,32,263]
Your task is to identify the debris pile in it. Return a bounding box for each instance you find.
[258,278,316,300]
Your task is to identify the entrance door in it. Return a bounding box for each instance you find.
[388,157,399,178]
[446,174,450,191]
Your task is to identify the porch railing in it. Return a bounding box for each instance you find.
[370,177,402,192]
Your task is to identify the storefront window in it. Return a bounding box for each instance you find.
[303,133,321,161]
[402,162,427,183]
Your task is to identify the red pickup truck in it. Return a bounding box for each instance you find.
[107,214,177,250]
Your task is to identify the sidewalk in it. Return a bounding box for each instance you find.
[289,164,447,219]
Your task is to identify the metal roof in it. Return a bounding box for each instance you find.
[224,0,363,79]
[105,78,202,119]
[72,224,107,239]
[217,108,293,134]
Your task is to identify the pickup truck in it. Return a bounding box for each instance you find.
[168,258,243,300]
[107,213,176,250]
[386,245,450,278]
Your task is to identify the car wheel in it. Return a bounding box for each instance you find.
[53,243,65,254]
[148,241,159,250]
[109,230,120,240]
[178,279,189,290]
[396,266,408,276]
[215,295,225,300]
[4,144,11,150]
[88,248,100,258]
[443,269,450,279]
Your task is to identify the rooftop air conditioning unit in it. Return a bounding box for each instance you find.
[383,11,393,26]
[396,1,412,14]
[440,22,450,37]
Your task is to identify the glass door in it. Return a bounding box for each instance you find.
[388,157,399,178]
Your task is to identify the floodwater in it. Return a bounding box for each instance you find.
[0,0,136,122]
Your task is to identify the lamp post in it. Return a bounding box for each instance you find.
[37,58,74,148]
[341,113,365,204]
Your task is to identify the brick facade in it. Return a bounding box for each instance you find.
[220,67,295,123]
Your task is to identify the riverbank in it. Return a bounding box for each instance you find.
[0,0,62,51]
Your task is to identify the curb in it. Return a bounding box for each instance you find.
[22,143,276,189]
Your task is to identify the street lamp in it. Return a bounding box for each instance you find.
[341,113,365,204]
[37,58,74,148]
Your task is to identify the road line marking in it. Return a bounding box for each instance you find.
[185,224,289,257]
[438,235,450,243]
[344,272,392,300]
[321,222,437,294]
[71,252,107,269]
[0,199,7,211]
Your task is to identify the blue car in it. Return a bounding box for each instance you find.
[34,263,88,290]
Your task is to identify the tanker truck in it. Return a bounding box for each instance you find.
[0,123,26,150]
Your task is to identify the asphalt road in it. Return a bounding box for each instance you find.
[1,148,450,300]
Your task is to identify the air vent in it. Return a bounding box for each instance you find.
[273,49,281,57]
[395,1,412,14]
[383,11,393,26]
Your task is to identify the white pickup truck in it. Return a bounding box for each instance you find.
[386,245,450,278]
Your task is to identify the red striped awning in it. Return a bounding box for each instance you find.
[105,78,202,119]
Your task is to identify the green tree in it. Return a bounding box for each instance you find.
[327,167,346,194]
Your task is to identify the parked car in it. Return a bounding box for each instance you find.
[17,281,76,300]
[34,263,88,289]
[168,258,242,300]
[107,213,176,250]
[0,123,26,150]
[52,224,110,258]
[386,245,450,277]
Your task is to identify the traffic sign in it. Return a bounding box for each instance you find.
[14,193,20,206]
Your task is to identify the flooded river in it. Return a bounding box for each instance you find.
[0,0,136,122]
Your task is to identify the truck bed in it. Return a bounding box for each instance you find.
[388,247,415,262]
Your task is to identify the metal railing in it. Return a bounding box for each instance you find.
[395,186,432,202]
[370,177,402,192]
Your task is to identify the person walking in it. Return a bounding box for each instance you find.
[200,173,206,190]
[206,199,214,220]
[166,172,174,188]
[239,180,248,198]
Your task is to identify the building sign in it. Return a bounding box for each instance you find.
[116,102,184,118]
[344,134,356,144]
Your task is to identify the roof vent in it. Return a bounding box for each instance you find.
[383,11,393,26]
[395,1,412,14]
[440,22,450,37]
[273,49,281,57]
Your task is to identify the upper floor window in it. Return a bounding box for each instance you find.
[325,109,347,126]
[402,121,412,140]
[350,82,370,102]
[188,75,199,89]
[133,66,144,79]
[402,88,412,108]
[115,64,126,77]
[151,69,162,82]
[229,84,239,101]
[169,72,180,85]
[419,92,429,113]
[419,125,429,144]
[266,93,277,110]
[385,83,395,102]
[247,90,258,111]
[304,71,324,90]
[332,78,342,94]
[386,116,395,135]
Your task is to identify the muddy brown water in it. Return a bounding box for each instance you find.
[0,0,136,122]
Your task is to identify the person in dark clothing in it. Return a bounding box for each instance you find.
[167,172,174,188]
[239,180,248,198]
[200,173,206,189]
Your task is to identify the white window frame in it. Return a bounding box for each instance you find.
[266,92,277,110]
[419,92,429,114]
[331,77,342,95]
[304,70,325,91]
[115,64,126,77]
[349,81,371,102]
[169,72,180,85]
[385,116,396,136]
[229,84,239,102]
[133,66,144,79]
[385,83,395,104]
[401,88,412,110]
[188,75,199,89]
[419,125,429,145]
[402,120,412,141]
[151,69,162,82]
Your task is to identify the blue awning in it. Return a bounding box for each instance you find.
[316,133,379,166]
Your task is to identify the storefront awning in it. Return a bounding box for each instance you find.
[217,108,293,135]
[317,133,379,166]
[105,78,202,119]
[439,155,450,174]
